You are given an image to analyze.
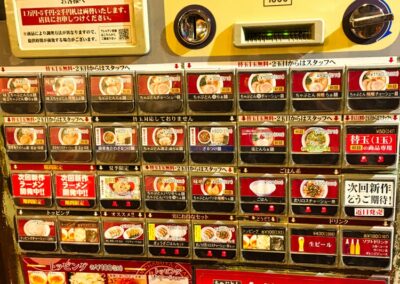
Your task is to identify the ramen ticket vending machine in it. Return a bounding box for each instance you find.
[1,0,400,283]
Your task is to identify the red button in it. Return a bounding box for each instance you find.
[207,250,213,257]
[360,156,368,163]
[268,205,275,212]
[305,206,312,213]
[125,201,131,207]
[221,251,227,258]
[174,249,180,255]
[112,201,118,207]
[321,207,327,214]
[253,205,260,212]
[160,249,166,255]
[377,156,384,163]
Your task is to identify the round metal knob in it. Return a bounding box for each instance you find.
[342,1,394,44]
[174,5,216,49]
[349,4,393,40]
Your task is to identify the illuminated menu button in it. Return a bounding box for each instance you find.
[268,205,275,212]
[207,250,213,257]
[160,249,167,255]
[321,207,327,214]
[377,156,385,163]
[174,249,180,255]
[221,251,227,258]
[305,206,312,213]
[253,205,260,212]
[360,156,368,163]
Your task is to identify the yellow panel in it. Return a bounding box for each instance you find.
[164,0,399,57]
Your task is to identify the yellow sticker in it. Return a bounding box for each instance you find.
[148,223,155,241]
[194,225,202,243]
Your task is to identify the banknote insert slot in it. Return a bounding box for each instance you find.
[234,19,324,47]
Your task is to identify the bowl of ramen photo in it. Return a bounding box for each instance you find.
[248,73,275,93]
[215,226,232,242]
[197,74,223,94]
[249,180,276,197]
[103,131,115,144]
[201,226,216,242]
[251,127,274,146]
[23,220,50,237]
[210,127,229,145]
[300,180,328,198]
[360,70,389,91]
[109,178,135,196]
[104,226,124,239]
[153,177,179,192]
[99,76,124,96]
[47,272,66,284]
[302,72,331,92]
[7,77,31,93]
[14,128,37,145]
[53,77,77,96]
[197,129,211,144]
[152,127,177,146]
[155,225,170,240]
[201,178,225,196]
[123,226,143,240]
[28,271,47,284]
[147,75,172,95]
[58,128,81,145]
[301,127,330,152]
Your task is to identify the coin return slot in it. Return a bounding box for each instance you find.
[234,19,324,47]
